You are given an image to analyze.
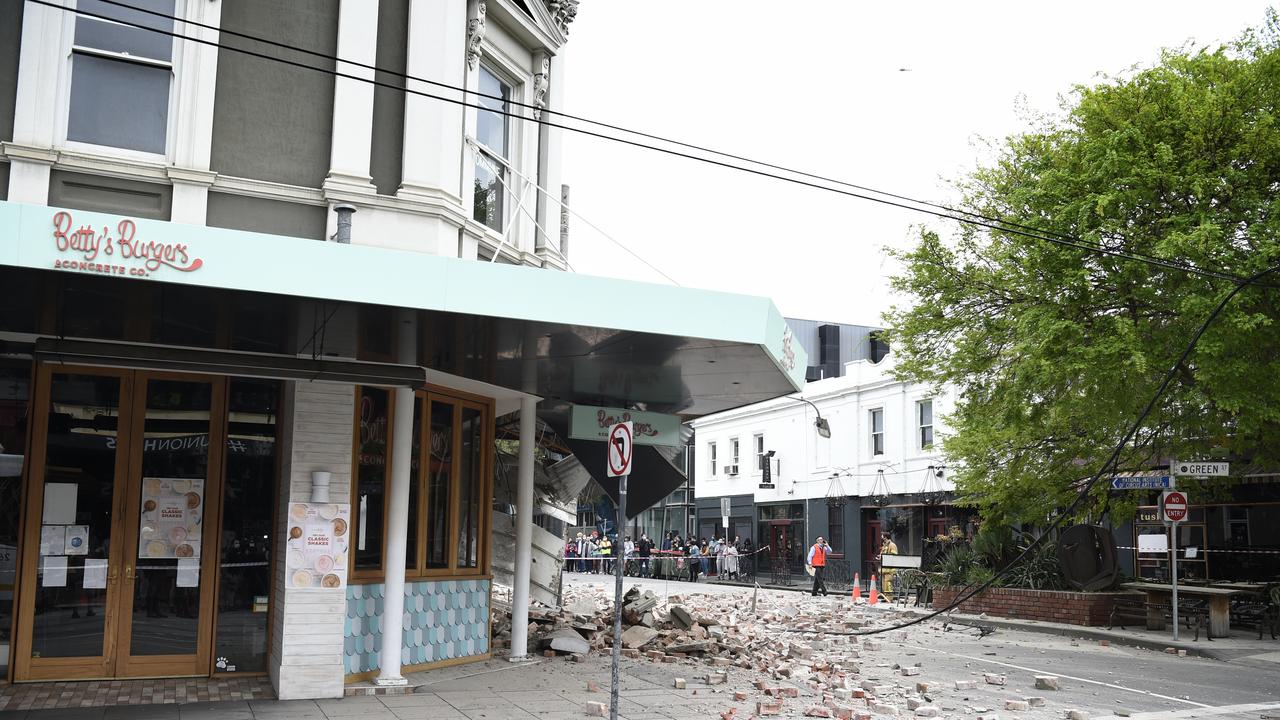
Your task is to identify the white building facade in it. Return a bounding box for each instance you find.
[692,351,973,580]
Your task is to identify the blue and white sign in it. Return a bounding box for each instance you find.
[1110,475,1171,490]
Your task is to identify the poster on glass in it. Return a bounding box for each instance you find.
[138,477,204,559]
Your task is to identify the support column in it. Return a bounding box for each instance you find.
[534,50,566,265]
[376,310,417,685]
[324,0,379,194]
[510,328,539,659]
[399,0,468,202]
[6,0,66,205]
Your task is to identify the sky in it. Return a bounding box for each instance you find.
[558,2,1274,327]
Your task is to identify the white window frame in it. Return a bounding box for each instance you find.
[729,437,740,468]
[753,433,764,474]
[707,442,717,478]
[917,399,935,451]
[869,408,884,457]
[472,62,516,234]
[55,0,183,163]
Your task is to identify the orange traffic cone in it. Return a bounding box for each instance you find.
[868,575,879,606]
[851,573,861,601]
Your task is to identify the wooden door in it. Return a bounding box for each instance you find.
[14,368,225,680]
[114,373,225,678]
[14,367,133,680]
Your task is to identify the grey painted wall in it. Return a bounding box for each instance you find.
[370,0,408,196]
[211,0,339,188]
[206,192,327,241]
[0,163,8,202]
[49,170,172,220]
[0,0,23,143]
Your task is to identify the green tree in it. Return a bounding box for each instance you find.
[885,14,1280,526]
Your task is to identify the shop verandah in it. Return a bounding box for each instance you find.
[0,199,807,698]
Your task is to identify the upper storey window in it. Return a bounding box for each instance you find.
[473,66,511,231]
[67,0,175,155]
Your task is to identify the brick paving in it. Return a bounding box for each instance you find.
[0,676,274,712]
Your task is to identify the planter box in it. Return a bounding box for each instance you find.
[931,586,1136,626]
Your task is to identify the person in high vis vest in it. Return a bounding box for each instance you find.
[806,536,833,597]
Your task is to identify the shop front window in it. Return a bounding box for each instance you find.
[350,388,491,580]
[353,387,391,573]
[0,361,30,679]
[214,378,279,673]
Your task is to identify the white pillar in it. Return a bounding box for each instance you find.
[510,395,537,658]
[376,310,417,685]
[398,0,467,202]
[510,329,538,659]
[7,0,66,205]
[325,0,379,194]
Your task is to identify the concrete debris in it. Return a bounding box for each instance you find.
[1035,675,1060,690]
[619,625,659,649]
[493,581,1090,719]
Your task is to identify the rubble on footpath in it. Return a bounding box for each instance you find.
[492,583,1094,719]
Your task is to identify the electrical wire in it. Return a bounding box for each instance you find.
[37,0,1280,290]
[843,261,1280,636]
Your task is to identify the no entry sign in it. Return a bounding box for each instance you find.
[1162,490,1188,523]
[606,421,633,478]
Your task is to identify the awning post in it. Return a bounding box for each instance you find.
[375,310,417,685]
[510,329,538,659]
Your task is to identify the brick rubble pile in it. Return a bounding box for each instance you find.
[492,584,1089,719]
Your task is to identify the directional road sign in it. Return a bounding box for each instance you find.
[606,421,633,478]
[1162,490,1188,523]
[1171,460,1229,477]
[1111,475,1171,490]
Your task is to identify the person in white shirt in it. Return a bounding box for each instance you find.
[806,536,833,597]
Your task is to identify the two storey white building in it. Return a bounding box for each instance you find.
[692,348,972,580]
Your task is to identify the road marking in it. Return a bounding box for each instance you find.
[902,644,1211,708]
[1092,701,1280,719]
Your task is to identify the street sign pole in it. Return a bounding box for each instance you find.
[1161,484,1189,642]
[1171,519,1179,642]
[610,471,626,720]
[605,422,633,720]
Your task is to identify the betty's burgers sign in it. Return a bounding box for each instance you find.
[51,210,204,277]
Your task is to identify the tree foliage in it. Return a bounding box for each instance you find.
[885,14,1280,525]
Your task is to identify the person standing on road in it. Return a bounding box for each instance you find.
[598,534,613,574]
[807,536,832,597]
[637,533,653,577]
[687,542,701,582]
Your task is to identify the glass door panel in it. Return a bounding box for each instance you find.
[19,370,130,679]
[426,400,454,569]
[456,405,482,569]
[117,376,221,676]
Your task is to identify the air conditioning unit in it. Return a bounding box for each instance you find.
[725,464,739,476]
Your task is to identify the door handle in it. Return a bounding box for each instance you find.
[108,566,118,583]
[125,565,135,581]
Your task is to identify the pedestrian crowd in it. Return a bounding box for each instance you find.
[563,530,757,582]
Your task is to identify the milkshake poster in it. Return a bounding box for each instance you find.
[285,502,349,589]
[138,477,204,559]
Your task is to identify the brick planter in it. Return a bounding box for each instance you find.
[931,586,1136,626]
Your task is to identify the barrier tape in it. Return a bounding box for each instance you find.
[560,545,773,562]
[1117,546,1280,555]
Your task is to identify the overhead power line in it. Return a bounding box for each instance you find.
[39,0,1280,290]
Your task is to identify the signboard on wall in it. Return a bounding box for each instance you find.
[569,404,681,447]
